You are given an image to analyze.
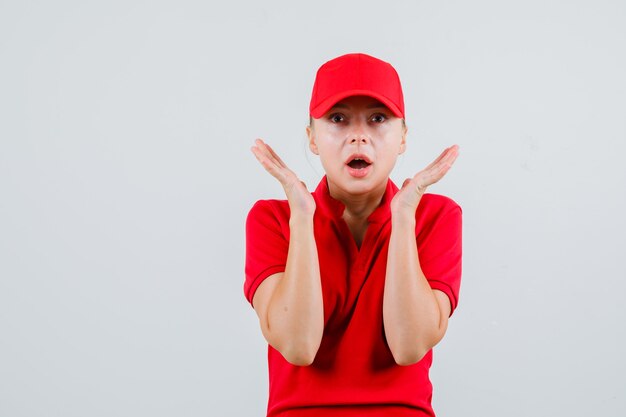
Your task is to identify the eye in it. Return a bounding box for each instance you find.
[371,113,387,123]
[329,113,345,123]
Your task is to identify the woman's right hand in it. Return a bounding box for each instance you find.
[251,138,316,218]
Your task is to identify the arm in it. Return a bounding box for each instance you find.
[384,144,459,366]
[264,214,323,366]
[383,212,451,366]
[250,138,324,366]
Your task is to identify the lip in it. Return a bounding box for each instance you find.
[344,153,373,165]
[346,164,372,178]
[345,153,373,178]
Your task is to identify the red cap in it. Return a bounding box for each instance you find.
[309,53,405,119]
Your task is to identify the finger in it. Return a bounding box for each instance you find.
[255,139,288,169]
[426,144,460,170]
[264,142,288,169]
[423,147,449,171]
[424,145,459,176]
[251,143,280,172]
[437,146,459,170]
[254,139,284,169]
[417,154,456,186]
[254,139,303,188]
[251,145,289,183]
[252,144,302,190]
[251,144,276,171]
[445,147,459,166]
[412,146,457,190]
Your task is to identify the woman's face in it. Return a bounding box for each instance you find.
[306,95,407,197]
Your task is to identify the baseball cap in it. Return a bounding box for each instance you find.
[309,52,405,119]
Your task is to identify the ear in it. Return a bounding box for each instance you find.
[398,123,407,155]
[306,125,319,155]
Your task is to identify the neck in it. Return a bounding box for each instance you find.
[327,178,388,221]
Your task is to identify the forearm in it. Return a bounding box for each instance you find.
[267,214,324,365]
[383,212,443,366]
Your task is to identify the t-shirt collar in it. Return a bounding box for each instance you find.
[312,175,399,224]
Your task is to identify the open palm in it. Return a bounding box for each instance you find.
[251,138,316,216]
[390,145,460,214]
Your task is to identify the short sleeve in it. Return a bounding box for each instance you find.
[244,200,289,308]
[417,204,463,317]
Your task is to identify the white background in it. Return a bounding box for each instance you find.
[1,1,625,416]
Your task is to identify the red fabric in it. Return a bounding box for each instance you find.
[244,175,462,417]
[309,53,405,119]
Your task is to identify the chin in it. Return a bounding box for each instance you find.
[329,171,387,196]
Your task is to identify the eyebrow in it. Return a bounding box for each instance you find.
[330,102,387,110]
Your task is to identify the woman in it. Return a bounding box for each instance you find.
[244,52,462,417]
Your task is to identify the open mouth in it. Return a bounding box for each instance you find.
[345,155,373,178]
[347,158,372,170]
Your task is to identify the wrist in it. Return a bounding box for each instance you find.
[391,208,416,227]
[289,212,315,228]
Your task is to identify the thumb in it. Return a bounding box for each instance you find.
[402,178,412,188]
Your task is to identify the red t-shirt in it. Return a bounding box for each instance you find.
[244,175,462,417]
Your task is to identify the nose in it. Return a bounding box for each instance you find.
[350,135,368,144]
[348,122,370,145]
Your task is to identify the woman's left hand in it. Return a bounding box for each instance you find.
[390,145,460,216]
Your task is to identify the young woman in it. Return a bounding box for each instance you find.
[244,52,462,417]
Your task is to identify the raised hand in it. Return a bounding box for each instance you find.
[390,145,460,215]
[251,138,316,218]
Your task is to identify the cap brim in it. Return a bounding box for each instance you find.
[310,89,404,119]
